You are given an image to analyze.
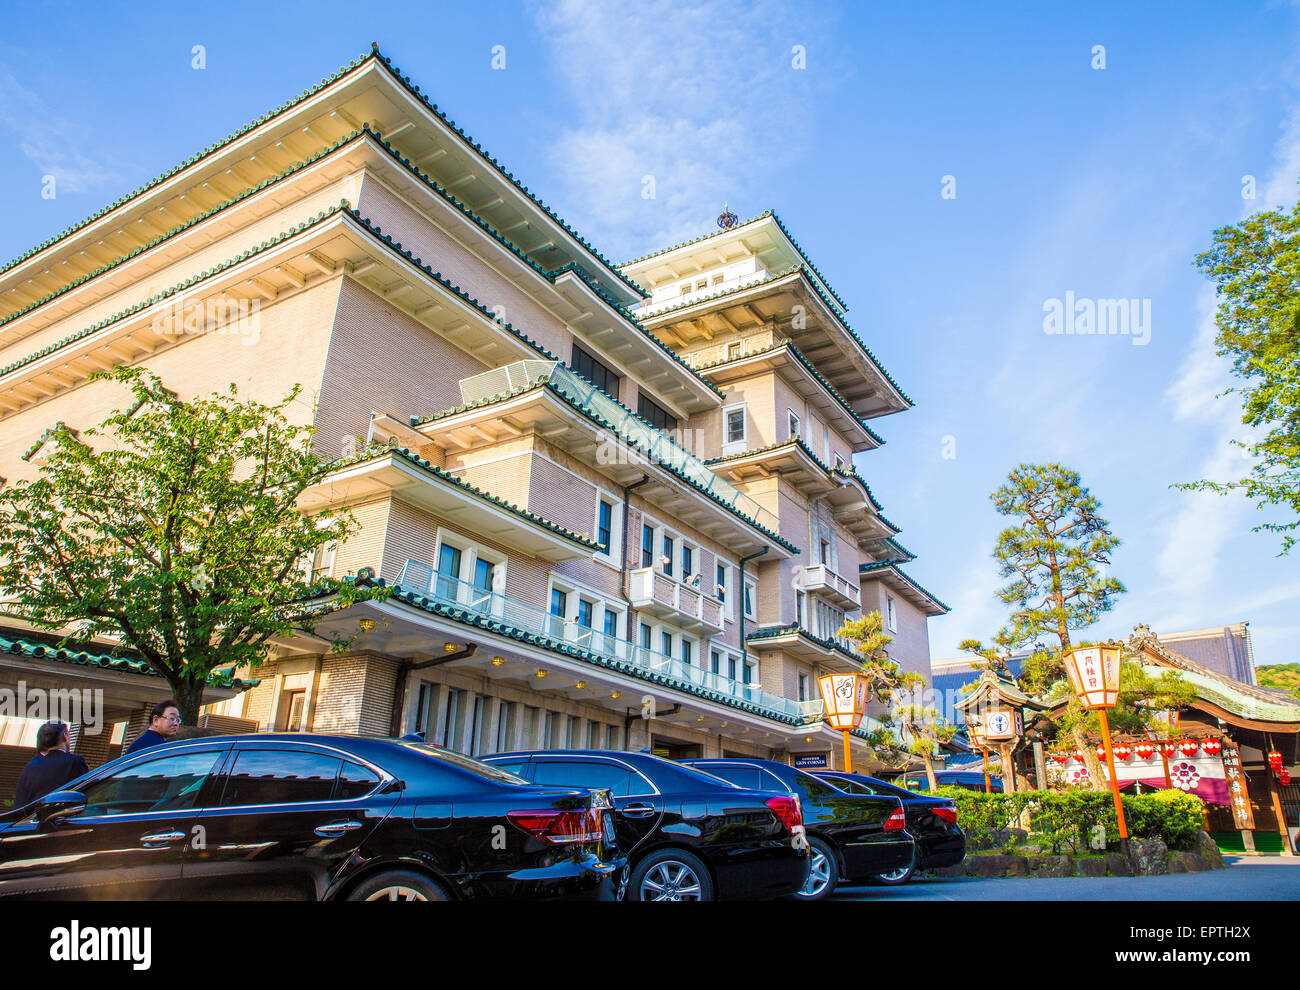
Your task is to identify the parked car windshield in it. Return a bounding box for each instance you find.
[395,741,529,785]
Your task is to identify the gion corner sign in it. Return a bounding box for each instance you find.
[1063,644,1122,710]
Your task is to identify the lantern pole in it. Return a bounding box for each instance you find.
[843,728,853,775]
[1159,746,1172,789]
[1098,708,1130,852]
[982,748,992,794]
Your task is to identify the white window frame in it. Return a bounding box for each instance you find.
[716,560,734,618]
[743,576,758,620]
[547,573,627,651]
[593,494,623,567]
[886,594,898,632]
[434,529,507,608]
[788,408,800,440]
[722,402,748,456]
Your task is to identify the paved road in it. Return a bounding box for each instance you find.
[830,857,1300,900]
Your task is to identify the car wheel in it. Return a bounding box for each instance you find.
[346,870,449,902]
[788,837,838,901]
[869,849,916,886]
[629,849,714,902]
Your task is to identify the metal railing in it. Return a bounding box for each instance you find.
[455,361,781,534]
[395,562,818,722]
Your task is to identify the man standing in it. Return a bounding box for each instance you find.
[126,699,181,754]
[13,722,90,808]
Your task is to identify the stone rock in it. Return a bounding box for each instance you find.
[1074,858,1107,877]
[1104,851,1133,876]
[1126,837,1169,876]
[930,863,967,878]
[966,854,1029,878]
[1028,855,1073,878]
[1168,851,1210,874]
[1192,830,1227,869]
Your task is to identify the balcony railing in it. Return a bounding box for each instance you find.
[395,562,818,723]
[799,563,860,609]
[628,566,723,631]
[457,361,781,534]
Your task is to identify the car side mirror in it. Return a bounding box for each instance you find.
[34,791,86,824]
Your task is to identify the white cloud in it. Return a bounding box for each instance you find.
[0,67,120,195]
[531,0,836,258]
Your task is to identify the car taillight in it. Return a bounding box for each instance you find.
[766,795,802,833]
[884,806,907,831]
[508,808,603,844]
[932,805,958,824]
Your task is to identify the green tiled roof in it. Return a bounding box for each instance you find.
[0,202,353,382]
[706,436,836,475]
[638,262,912,408]
[746,623,861,663]
[690,339,886,446]
[619,209,849,313]
[1,44,646,305]
[346,574,803,726]
[409,377,797,553]
[833,466,884,513]
[0,630,259,690]
[334,445,600,550]
[856,562,950,613]
[20,423,74,462]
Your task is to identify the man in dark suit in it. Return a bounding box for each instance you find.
[125,699,181,754]
[13,722,90,808]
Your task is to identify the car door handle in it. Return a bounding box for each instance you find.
[314,821,363,836]
[140,830,186,846]
[620,803,656,818]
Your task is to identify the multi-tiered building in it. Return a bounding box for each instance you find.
[0,46,944,773]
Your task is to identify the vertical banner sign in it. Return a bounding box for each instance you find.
[1221,740,1255,830]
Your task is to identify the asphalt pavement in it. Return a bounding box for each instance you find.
[830,856,1300,900]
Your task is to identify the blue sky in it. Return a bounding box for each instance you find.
[2,1,1297,667]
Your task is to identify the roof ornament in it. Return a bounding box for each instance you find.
[717,202,738,230]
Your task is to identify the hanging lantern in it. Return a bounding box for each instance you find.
[1114,743,1133,761]
[1096,745,1107,761]
[1158,741,1177,759]
[1135,741,1155,760]
[1201,738,1222,756]
[1179,739,1200,758]
[1049,750,1067,764]
[1062,644,1123,710]
[1072,749,1084,763]
[1281,768,1292,786]
[1268,751,1284,773]
[818,673,869,732]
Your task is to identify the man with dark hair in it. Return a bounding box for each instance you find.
[13,722,90,808]
[125,699,181,754]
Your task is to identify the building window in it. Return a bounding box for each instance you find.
[743,578,757,620]
[432,531,506,606]
[604,608,619,639]
[681,639,693,666]
[642,524,654,568]
[571,343,620,400]
[724,404,746,448]
[887,595,898,632]
[637,393,677,433]
[596,499,614,555]
[682,544,695,583]
[661,631,673,657]
[798,673,809,701]
[680,283,692,296]
[414,682,436,738]
[439,689,465,749]
[788,409,800,439]
[550,588,567,619]
[496,702,515,753]
[436,543,462,599]
[727,341,742,361]
[716,561,730,605]
[819,539,830,566]
[712,273,724,286]
[661,533,674,573]
[834,453,845,472]
[796,591,805,627]
[606,724,622,749]
[640,622,653,650]
[577,598,594,629]
[543,710,558,748]
[695,279,707,291]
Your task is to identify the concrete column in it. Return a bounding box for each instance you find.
[71,723,114,769]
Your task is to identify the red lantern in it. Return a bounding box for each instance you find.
[1135,741,1155,760]
[1179,739,1200,758]
[1201,738,1222,756]
[1096,745,1107,761]
[1072,749,1084,763]
[1114,743,1133,761]
[1267,751,1284,773]
[1049,751,1067,764]
[1281,769,1292,786]
[1158,741,1177,758]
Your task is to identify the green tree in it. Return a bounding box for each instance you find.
[1177,202,1300,553]
[0,367,374,723]
[1255,662,1300,702]
[839,610,956,790]
[989,463,1126,789]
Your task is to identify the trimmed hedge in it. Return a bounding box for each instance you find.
[933,786,1205,854]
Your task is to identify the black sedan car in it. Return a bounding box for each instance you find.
[482,750,809,901]
[683,758,914,901]
[813,770,965,884]
[0,734,624,901]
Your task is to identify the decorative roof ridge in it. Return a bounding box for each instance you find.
[544,262,724,399]
[0,202,352,382]
[0,629,257,689]
[365,45,646,301]
[619,210,849,312]
[745,622,862,662]
[635,262,912,408]
[1128,624,1294,708]
[341,574,800,725]
[0,49,381,280]
[332,445,599,549]
[20,422,75,462]
[705,436,834,476]
[832,465,885,512]
[0,128,375,332]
